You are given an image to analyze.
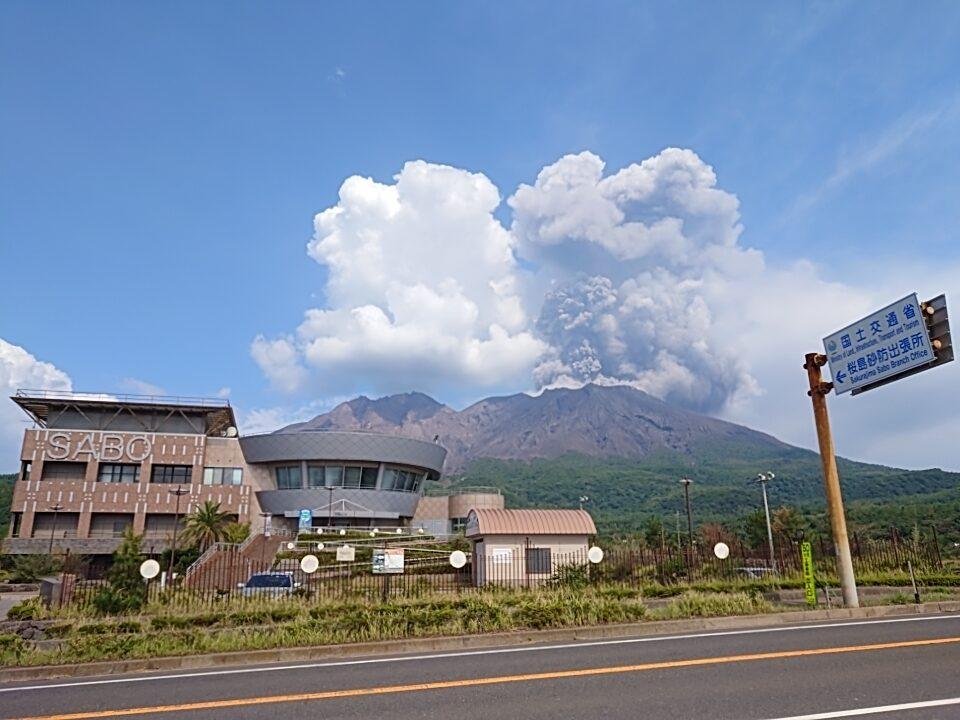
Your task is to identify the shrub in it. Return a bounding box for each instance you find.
[547,564,591,590]
[93,529,148,614]
[657,591,773,619]
[9,555,61,583]
[0,634,25,663]
[514,598,568,629]
[7,597,45,620]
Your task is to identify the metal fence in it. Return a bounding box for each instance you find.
[55,533,944,612]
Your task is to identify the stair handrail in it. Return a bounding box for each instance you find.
[183,541,238,579]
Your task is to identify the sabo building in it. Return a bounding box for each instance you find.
[4,390,503,567]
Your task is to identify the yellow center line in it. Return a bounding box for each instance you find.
[15,636,960,720]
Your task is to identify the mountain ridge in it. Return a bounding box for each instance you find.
[280,384,796,473]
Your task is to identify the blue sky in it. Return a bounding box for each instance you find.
[2,2,960,470]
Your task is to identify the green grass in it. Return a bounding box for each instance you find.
[2,587,790,668]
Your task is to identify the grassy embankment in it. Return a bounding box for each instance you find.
[1,588,773,668]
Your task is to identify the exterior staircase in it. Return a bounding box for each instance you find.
[182,532,291,591]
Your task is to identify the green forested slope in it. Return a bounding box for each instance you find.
[0,473,14,538]
[448,445,960,537]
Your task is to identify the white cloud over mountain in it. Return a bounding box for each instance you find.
[252,149,772,412]
[249,148,960,469]
[0,339,72,465]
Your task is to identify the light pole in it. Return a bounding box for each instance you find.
[327,486,335,529]
[167,485,189,580]
[47,503,63,555]
[680,478,694,568]
[755,472,777,572]
[578,495,589,511]
[259,511,271,566]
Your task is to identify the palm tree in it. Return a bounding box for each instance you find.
[182,500,230,551]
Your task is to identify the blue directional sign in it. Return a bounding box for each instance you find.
[298,508,312,530]
[823,293,935,395]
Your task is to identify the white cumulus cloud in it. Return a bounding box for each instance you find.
[250,149,960,469]
[0,339,72,470]
[252,160,546,398]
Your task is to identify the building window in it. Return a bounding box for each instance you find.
[525,547,552,575]
[451,517,467,533]
[19,460,32,482]
[382,468,424,492]
[308,465,378,489]
[40,461,87,481]
[275,465,302,489]
[150,465,193,484]
[324,465,343,487]
[98,463,141,483]
[360,466,378,489]
[203,467,243,486]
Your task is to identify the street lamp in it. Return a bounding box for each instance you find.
[259,511,271,566]
[578,496,589,511]
[167,485,190,580]
[47,503,63,555]
[754,472,777,572]
[680,478,694,567]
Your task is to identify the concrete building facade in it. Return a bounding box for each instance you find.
[5,390,492,558]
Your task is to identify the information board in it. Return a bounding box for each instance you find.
[372,547,404,574]
[823,293,934,395]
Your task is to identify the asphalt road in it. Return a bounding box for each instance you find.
[3,614,960,719]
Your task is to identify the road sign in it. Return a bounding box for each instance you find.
[823,293,938,395]
[801,542,816,608]
[372,547,404,574]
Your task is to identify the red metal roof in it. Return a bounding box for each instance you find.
[465,508,597,537]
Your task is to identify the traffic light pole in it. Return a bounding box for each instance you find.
[804,353,859,608]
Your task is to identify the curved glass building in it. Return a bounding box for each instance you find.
[239,429,447,531]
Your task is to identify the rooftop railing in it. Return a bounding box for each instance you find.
[15,389,231,408]
[424,485,502,497]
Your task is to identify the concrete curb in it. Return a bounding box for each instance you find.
[2,600,959,684]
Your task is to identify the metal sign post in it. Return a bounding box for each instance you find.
[803,353,859,608]
[808,292,952,609]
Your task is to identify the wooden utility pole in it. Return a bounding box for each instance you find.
[804,353,859,608]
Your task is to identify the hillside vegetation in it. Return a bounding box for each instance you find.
[0,473,14,538]
[447,450,960,540]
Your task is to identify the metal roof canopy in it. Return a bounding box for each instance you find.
[465,508,597,537]
[12,389,236,436]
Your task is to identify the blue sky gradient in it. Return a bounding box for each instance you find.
[2,2,959,469]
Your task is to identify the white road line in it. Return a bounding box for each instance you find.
[764,696,960,719]
[2,613,957,693]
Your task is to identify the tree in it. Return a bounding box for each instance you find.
[643,516,664,549]
[93,528,147,614]
[699,522,735,547]
[771,506,803,543]
[181,500,231,550]
[221,521,251,545]
[741,509,768,550]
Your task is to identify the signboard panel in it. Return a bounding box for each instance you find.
[823,293,934,395]
[801,542,817,608]
[372,548,404,574]
[336,545,356,562]
[298,509,313,531]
